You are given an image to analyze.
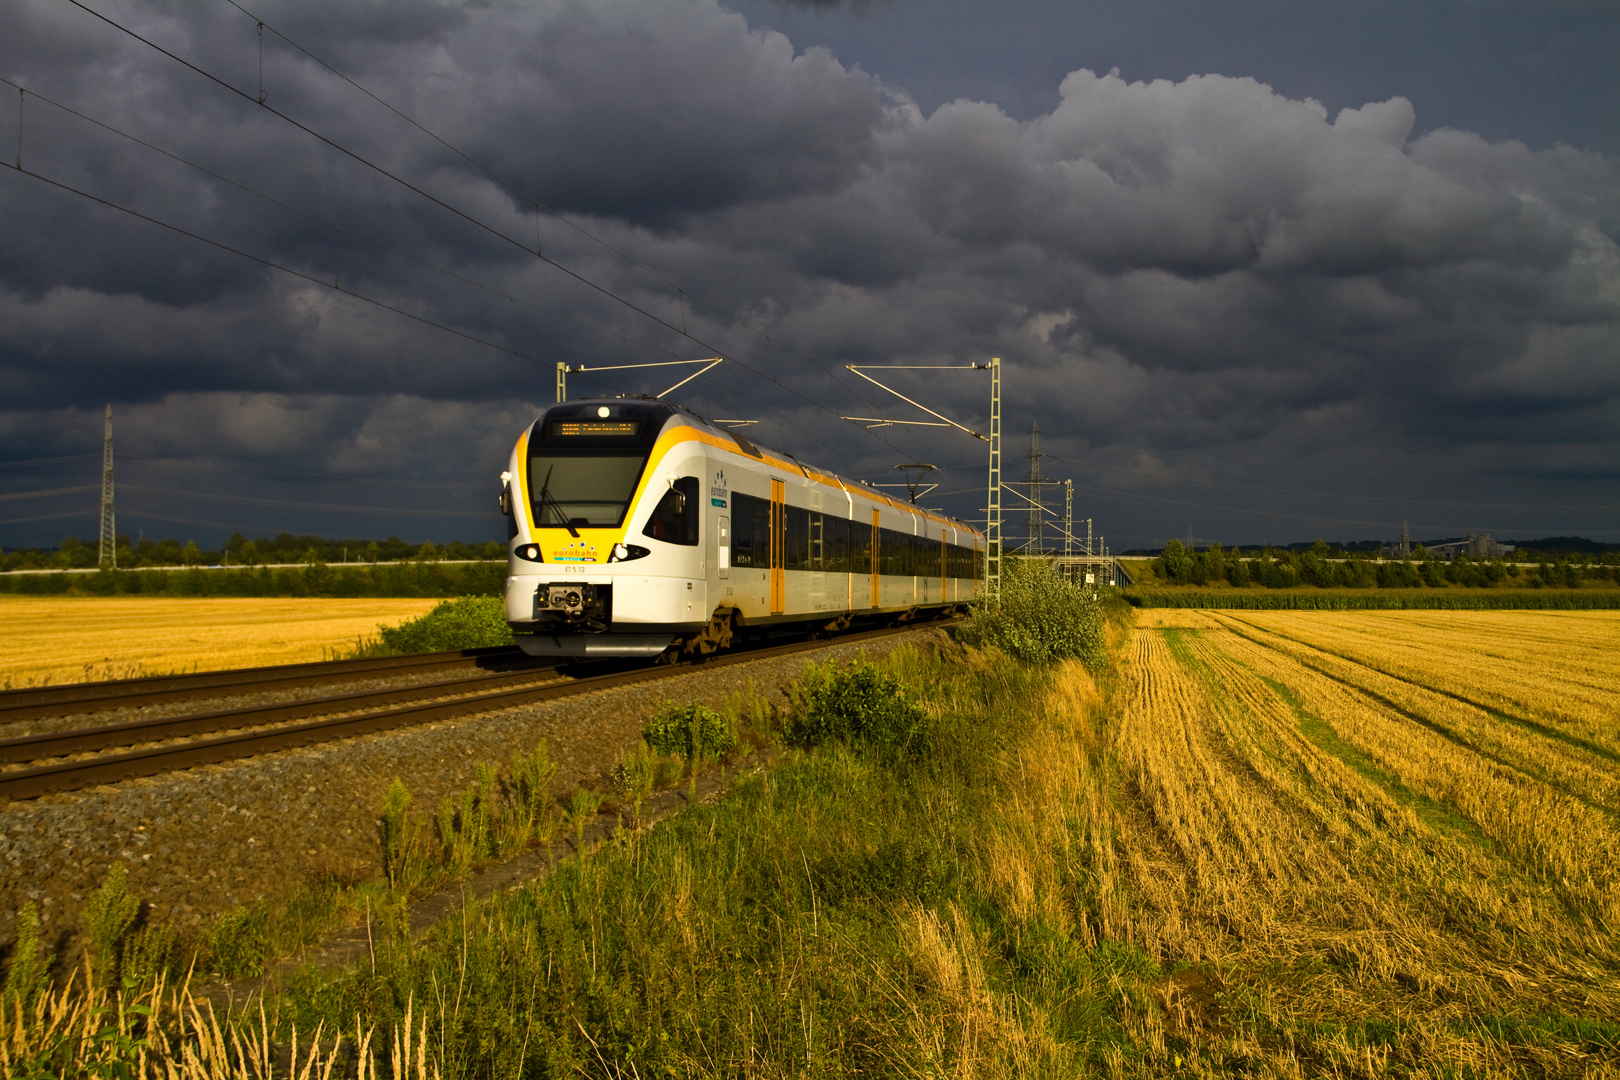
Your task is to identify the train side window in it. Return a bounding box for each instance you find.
[642,476,700,546]
[730,492,767,566]
[849,518,870,575]
[785,505,809,570]
[828,516,849,573]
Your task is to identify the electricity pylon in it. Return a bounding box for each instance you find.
[98,405,116,568]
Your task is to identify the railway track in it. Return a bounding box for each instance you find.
[0,620,953,801]
[0,644,530,723]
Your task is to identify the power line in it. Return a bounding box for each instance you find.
[0,454,100,470]
[59,0,932,469]
[221,0,918,434]
[6,159,561,368]
[1043,452,1619,513]
[0,485,99,502]
[0,74,679,359]
[119,484,493,517]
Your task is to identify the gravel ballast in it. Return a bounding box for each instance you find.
[0,628,948,951]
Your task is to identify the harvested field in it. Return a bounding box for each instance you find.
[1102,609,1620,1073]
[0,596,440,687]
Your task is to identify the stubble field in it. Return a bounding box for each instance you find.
[0,595,441,687]
[1100,608,1620,1073]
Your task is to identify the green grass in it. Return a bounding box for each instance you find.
[275,645,1154,1076]
[1127,588,1620,610]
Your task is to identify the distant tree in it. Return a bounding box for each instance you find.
[1153,539,1193,584]
[182,540,201,566]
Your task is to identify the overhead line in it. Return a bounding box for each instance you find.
[1044,453,1618,513]
[0,485,100,502]
[222,0,900,414]
[0,74,672,357]
[120,484,492,517]
[55,0,935,472]
[71,0,928,464]
[5,163,552,368]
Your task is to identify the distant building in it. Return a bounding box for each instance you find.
[1424,532,1516,560]
[1383,521,1413,559]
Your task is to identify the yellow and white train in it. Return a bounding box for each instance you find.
[500,398,983,657]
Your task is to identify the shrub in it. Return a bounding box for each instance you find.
[377,595,514,654]
[958,560,1106,668]
[644,703,736,763]
[790,660,931,759]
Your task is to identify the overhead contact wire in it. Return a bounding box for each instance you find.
[60,0,932,473]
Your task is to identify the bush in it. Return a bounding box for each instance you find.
[377,595,514,654]
[202,905,267,978]
[645,703,736,763]
[957,560,1106,668]
[790,660,931,759]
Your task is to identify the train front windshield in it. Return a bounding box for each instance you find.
[526,402,674,529]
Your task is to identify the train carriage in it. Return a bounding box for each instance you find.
[501,398,982,658]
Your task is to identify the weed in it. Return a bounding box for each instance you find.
[565,787,604,845]
[507,741,558,836]
[610,743,658,825]
[379,777,418,889]
[83,865,140,988]
[202,904,268,979]
[118,923,183,987]
[2,902,48,1010]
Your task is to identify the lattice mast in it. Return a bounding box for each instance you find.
[1064,479,1073,557]
[984,357,1001,604]
[1024,421,1045,555]
[97,404,116,568]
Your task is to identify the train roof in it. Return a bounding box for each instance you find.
[537,397,981,537]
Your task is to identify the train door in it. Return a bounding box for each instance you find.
[769,478,786,614]
[716,515,729,580]
[870,508,881,608]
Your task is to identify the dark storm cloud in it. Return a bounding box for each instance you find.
[1,0,1616,546]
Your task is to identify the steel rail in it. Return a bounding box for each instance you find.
[0,620,956,801]
[0,664,567,763]
[0,646,529,722]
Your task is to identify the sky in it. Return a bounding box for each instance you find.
[1,0,1617,553]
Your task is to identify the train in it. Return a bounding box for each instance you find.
[500,397,984,658]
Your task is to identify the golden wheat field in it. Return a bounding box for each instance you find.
[0,596,441,688]
[1013,609,1620,1076]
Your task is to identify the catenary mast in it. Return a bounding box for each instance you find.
[98,404,116,568]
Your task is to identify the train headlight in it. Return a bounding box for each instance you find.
[513,543,542,562]
[606,543,649,563]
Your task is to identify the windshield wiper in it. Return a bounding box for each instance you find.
[536,466,580,538]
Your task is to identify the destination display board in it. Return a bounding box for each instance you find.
[548,420,641,438]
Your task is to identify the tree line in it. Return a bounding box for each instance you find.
[0,533,504,573]
[1145,539,1618,589]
